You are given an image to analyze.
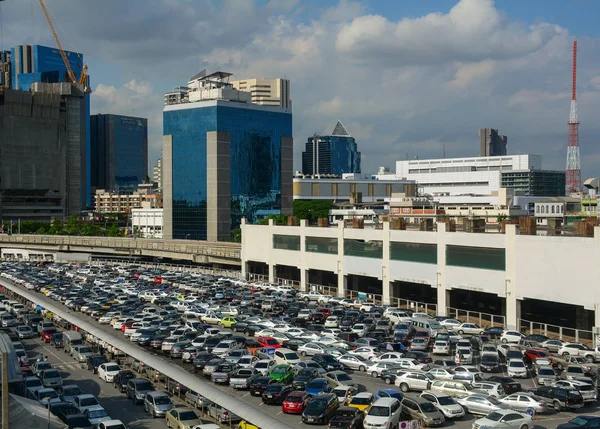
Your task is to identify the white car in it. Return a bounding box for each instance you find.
[427,368,456,381]
[440,319,461,328]
[456,323,483,336]
[432,341,450,355]
[499,393,548,413]
[420,391,465,419]
[316,336,337,345]
[453,365,483,381]
[372,352,404,364]
[472,409,533,429]
[253,359,276,376]
[348,346,378,361]
[321,329,341,338]
[367,362,398,378]
[558,342,589,356]
[298,342,326,357]
[394,372,432,392]
[324,317,340,328]
[500,330,524,344]
[338,354,370,372]
[396,358,430,371]
[97,362,121,383]
[506,359,528,378]
[351,324,368,337]
[455,348,473,364]
[360,303,377,312]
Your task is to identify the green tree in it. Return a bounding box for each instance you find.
[230,228,242,242]
[106,223,121,237]
[47,219,65,235]
[293,200,331,223]
[258,214,289,225]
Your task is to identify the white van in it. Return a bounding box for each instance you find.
[274,348,301,365]
[386,311,412,324]
[364,397,402,429]
[411,319,442,337]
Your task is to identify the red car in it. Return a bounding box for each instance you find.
[121,321,134,333]
[41,327,57,342]
[282,391,312,414]
[524,348,551,363]
[316,307,332,318]
[256,336,281,349]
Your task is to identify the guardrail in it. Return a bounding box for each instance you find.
[274,277,300,289]
[519,318,593,346]
[0,279,293,429]
[90,258,242,279]
[308,283,338,296]
[447,307,505,328]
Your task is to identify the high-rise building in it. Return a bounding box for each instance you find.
[301,121,361,175]
[0,83,87,220]
[153,158,163,190]
[479,128,507,157]
[163,71,293,241]
[231,78,291,109]
[90,114,148,196]
[0,50,11,88]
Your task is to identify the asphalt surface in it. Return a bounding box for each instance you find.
[11,282,600,429]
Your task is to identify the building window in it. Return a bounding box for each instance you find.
[551,206,555,214]
[446,245,506,271]
[273,234,300,251]
[305,237,337,254]
[390,242,437,264]
[344,239,383,259]
[536,205,539,213]
[386,184,392,197]
[561,205,564,213]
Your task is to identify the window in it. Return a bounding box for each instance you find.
[551,206,555,213]
[390,242,437,264]
[273,235,300,251]
[446,245,506,271]
[306,237,337,254]
[344,239,383,259]
[561,205,564,213]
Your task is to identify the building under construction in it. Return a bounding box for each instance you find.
[0,82,88,220]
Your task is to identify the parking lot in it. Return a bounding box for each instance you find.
[1,261,599,429]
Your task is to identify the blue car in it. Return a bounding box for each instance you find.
[305,378,332,396]
[375,388,404,401]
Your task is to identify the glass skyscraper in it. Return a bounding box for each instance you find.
[163,100,293,241]
[302,121,361,175]
[90,114,148,196]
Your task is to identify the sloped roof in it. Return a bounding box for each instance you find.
[189,69,207,81]
[332,120,351,137]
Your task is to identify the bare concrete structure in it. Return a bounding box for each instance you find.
[0,83,86,220]
[206,131,231,241]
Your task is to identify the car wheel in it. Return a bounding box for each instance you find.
[166,419,171,428]
[152,409,156,418]
[384,377,392,385]
[301,351,307,357]
[586,355,595,363]
[371,371,378,378]
[501,338,508,343]
[400,383,409,393]
[359,365,366,372]
[520,425,528,429]
[458,330,464,335]
[554,401,561,411]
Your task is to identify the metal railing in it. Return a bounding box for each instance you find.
[519,318,593,346]
[308,283,338,296]
[446,307,505,328]
[274,277,300,289]
[246,273,268,283]
[392,297,437,315]
[90,258,242,278]
[347,289,383,304]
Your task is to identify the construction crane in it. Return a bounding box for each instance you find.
[38,0,90,92]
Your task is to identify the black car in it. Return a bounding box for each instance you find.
[49,401,78,417]
[113,370,135,393]
[202,336,223,353]
[329,406,364,428]
[534,385,584,411]
[282,338,307,351]
[85,354,109,374]
[302,393,339,425]
[557,416,600,429]
[192,352,215,371]
[312,354,344,371]
[486,376,521,394]
[293,368,317,390]
[249,375,275,396]
[261,383,293,405]
[339,318,354,332]
[480,354,500,372]
[524,334,549,343]
[50,332,64,348]
[484,327,504,339]
[62,414,93,429]
[381,367,407,385]
[402,351,432,364]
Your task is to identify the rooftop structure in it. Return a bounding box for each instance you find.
[302,121,361,176]
[231,78,291,109]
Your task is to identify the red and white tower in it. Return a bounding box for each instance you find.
[566,40,582,195]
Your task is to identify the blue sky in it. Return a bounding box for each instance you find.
[2,0,600,179]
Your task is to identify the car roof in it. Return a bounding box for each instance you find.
[372,397,399,406]
[354,392,374,398]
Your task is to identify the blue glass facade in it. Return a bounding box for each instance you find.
[91,114,148,195]
[302,135,361,175]
[164,101,292,240]
[11,45,83,91]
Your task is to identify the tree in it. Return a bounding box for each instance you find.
[230,228,241,243]
[258,214,289,225]
[293,200,331,223]
[106,223,121,237]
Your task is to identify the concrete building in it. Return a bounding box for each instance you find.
[90,114,148,195]
[534,196,581,225]
[0,83,87,220]
[231,78,291,109]
[501,170,565,197]
[163,70,293,241]
[132,207,163,238]
[293,175,417,203]
[94,184,162,214]
[0,50,10,88]
[153,158,162,190]
[479,128,507,157]
[302,121,361,175]
[395,154,546,197]
[242,219,600,334]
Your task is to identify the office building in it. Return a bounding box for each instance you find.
[153,158,163,190]
[90,114,148,195]
[501,170,565,197]
[0,50,10,88]
[132,207,164,238]
[163,70,293,241]
[479,128,507,157]
[293,175,416,203]
[0,83,87,220]
[231,78,291,109]
[301,121,361,175]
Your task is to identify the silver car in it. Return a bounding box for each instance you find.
[39,369,63,388]
[144,391,173,417]
[499,393,548,414]
[536,366,558,385]
[457,394,510,415]
[338,354,371,372]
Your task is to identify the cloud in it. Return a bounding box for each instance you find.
[335,0,564,66]
[322,0,367,22]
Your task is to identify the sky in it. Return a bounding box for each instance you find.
[2,0,600,178]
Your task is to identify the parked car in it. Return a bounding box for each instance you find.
[126,378,154,404]
[401,396,445,427]
[363,397,402,429]
[328,406,365,428]
[302,393,339,425]
[420,391,465,419]
[282,391,312,414]
[165,408,203,429]
[457,394,509,415]
[472,410,533,429]
[499,392,548,414]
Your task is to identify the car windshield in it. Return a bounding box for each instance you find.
[485,412,503,422]
[368,405,390,417]
[79,347,92,354]
[40,390,58,399]
[285,352,299,359]
[179,411,198,420]
[307,380,324,388]
[568,367,584,374]
[509,361,525,368]
[487,397,501,405]
[287,395,304,403]
[351,397,372,405]
[256,362,269,369]
[265,339,278,345]
[88,409,108,419]
[307,400,327,411]
[539,368,555,375]
[482,355,497,362]
[106,365,120,372]
[569,418,595,427]
[336,373,351,381]
[272,367,288,374]
[26,379,43,387]
[420,402,437,413]
[63,386,81,395]
[136,381,152,391]
[155,396,171,405]
[80,397,98,406]
[437,396,456,405]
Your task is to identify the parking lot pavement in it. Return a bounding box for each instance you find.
[24,337,169,429]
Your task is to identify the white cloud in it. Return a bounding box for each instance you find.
[322,0,366,22]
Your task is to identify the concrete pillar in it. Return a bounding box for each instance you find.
[280,137,294,215]
[337,222,345,298]
[382,222,391,305]
[268,264,276,284]
[240,218,247,280]
[300,269,308,292]
[504,224,519,330]
[436,222,447,316]
[162,135,173,239]
[206,131,231,242]
[299,220,308,291]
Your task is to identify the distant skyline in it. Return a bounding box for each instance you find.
[2,0,600,178]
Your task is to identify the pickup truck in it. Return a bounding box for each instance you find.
[552,354,598,374]
[229,368,259,389]
[297,291,331,304]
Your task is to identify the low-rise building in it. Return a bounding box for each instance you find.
[132,206,163,238]
[534,196,582,225]
[94,183,162,214]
